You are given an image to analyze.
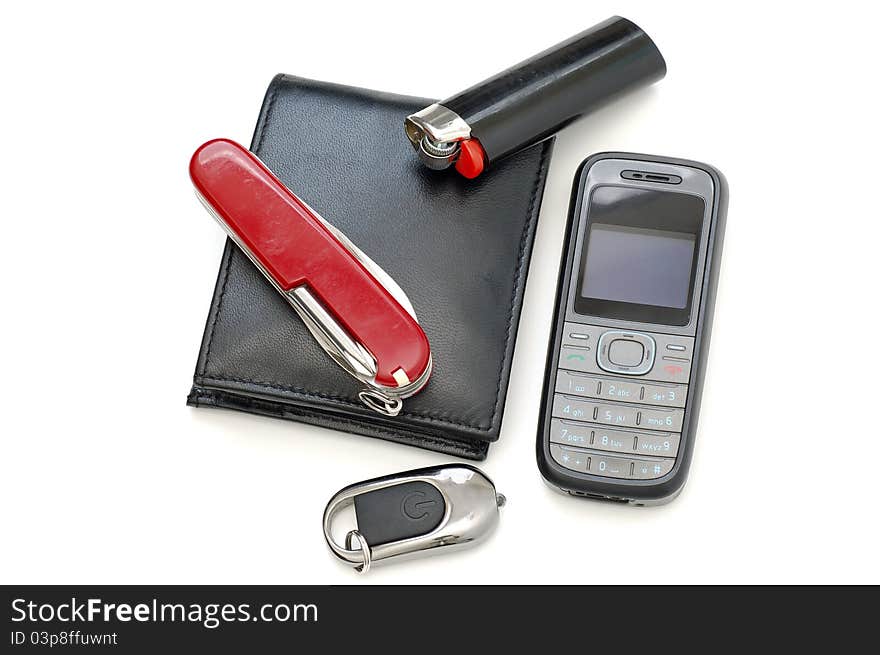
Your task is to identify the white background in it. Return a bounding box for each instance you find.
[2,1,878,584]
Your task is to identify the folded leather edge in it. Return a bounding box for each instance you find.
[187,386,489,460]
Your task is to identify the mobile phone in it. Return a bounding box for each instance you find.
[536,153,727,504]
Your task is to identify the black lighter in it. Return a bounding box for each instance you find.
[404,16,666,179]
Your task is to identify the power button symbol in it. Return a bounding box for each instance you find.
[353,481,446,547]
[401,491,437,521]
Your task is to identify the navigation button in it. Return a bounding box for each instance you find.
[608,339,644,367]
[597,330,655,376]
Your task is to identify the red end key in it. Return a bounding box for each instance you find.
[190,139,432,415]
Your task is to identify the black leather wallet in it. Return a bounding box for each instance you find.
[188,75,552,459]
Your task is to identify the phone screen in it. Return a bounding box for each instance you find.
[575,185,704,325]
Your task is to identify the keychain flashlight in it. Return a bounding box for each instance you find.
[404,16,666,179]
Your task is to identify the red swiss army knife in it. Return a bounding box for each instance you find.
[190,139,432,416]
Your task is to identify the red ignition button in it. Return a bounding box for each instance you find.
[454,139,486,179]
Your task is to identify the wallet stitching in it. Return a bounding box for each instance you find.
[486,142,550,427]
[200,76,549,432]
[198,247,233,378]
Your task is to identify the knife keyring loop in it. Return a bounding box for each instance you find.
[358,391,403,417]
[190,139,433,415]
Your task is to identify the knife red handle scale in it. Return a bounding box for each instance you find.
[189,139,430,388]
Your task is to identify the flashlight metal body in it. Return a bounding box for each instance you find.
[405,16,666,178]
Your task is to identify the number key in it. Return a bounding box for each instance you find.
[601,379,642,402]
[634,432,680,457]
[555,371,600,397]
[551,395,595,421]
[592,427,636,453]
[637,407,684,431]
[595,403,639,428]
[591,454,632,479]
[642,382,687,408]
[549,419,592,447]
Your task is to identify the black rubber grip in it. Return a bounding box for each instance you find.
[442,16,666,165]
[354,481,446,546]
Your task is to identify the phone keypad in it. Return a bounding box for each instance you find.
[548,323,694,480]
[555,371,687,408]
[550,444,676,480]
[550,419,681,456]
[552,395,684,431]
